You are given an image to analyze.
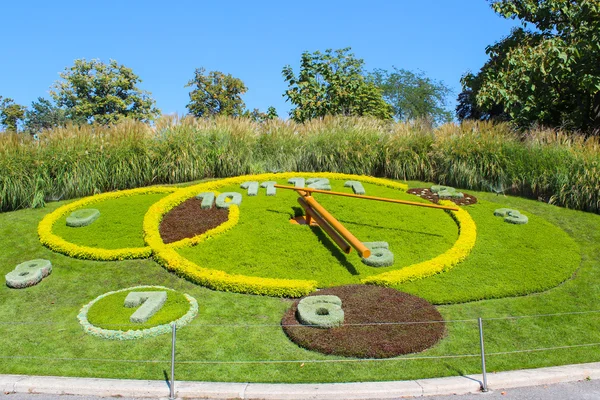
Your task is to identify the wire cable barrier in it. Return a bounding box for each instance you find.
[2,310,600,396]
[2,309,600,326]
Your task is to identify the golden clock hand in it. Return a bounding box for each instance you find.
[274,184,459,211]
[297,196,353,255]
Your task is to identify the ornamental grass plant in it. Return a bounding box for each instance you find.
[1,116,599,213]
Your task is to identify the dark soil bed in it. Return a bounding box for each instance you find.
[282,285,445,358]
[159,198,229,244]
[407,188,478,206]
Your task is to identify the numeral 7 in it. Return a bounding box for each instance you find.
[124,291,167,323]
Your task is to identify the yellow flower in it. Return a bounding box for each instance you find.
[38,186,177,261]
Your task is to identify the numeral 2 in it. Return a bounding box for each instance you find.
[306,178,331,190]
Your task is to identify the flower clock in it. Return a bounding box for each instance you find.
[33,172,481,355]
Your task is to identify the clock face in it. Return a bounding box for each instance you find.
[149,173,461,290]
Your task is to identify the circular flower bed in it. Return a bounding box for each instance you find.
[407,188,478,206]
[38,186,177,261]
[143,173,474,297]
[78,285,198,340]
[37,174,477,298]
[282,285,445,358]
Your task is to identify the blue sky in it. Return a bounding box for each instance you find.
[1,0,520,119]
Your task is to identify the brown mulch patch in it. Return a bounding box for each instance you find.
[159,198,229,244]
[407,188,478,206]
[282,285,445,358]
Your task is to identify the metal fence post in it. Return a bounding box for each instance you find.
[478,317,488,392]
[170,323,177,400]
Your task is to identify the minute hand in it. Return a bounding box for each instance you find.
[273,185,459,211]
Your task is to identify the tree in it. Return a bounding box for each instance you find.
[50,59,160,125]
[458,0,600,134]
[282,48,392,122]
[266,106,278,120]
[368,67,453,124]
[185,68,248,117]
[243,106,279,123]
[0,97,26,133]
[23,98,69,134]
[456,72,508,122]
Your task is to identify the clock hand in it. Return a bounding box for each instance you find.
[274,185,459,211]
[297,196,353,255]
[276,183,459,259]
[297,194,370,258]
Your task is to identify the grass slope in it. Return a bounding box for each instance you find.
[0,181,597,383]
[395,198,580,303]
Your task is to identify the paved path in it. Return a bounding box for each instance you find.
[2,379,600,399]
[2,362,600,399]
[2,380,600,399]
[431,378,600,399]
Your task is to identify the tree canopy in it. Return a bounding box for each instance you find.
[24,98,69,134]
[243,106,279,123]
[50,59,160,125]
[458,0,600,134]
[0,97,26,133]
[282,48,392,122]
[369,67,453,124]
[185,68,248,117]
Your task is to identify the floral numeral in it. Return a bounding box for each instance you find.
[306,178,331,190]
[240,181,259,196]
[124,291,167,323]
[195,192,215,209]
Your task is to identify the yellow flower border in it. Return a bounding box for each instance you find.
[361,200,477,286]
[38,186,177,261]
[141,172,412,297]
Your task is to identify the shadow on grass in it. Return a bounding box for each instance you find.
[265,207,360,275]
[267,206,446,239]
[340,219,445,238]
[310,226,359,276]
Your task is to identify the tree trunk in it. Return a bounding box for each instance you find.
[591,91,600,137]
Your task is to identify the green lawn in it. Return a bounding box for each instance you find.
[52,193,167,249]
[0,179,598,383]
[395,197,580,303]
